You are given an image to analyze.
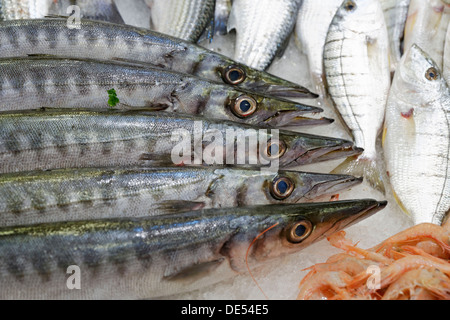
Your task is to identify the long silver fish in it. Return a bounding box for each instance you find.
[380,0,411,73]
[295,0,343,97]
[383,44,450,225]
[0,18,317,99]
[0,166,362,227]
[324,0,391,193]
[0,199,387,299]
[147,0,215,42]
[0,108,362,173]
[403,0,450,70]
[228,0,302,71]
[0,56,330,128]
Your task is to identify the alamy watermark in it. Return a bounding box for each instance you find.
[67,5,81,30]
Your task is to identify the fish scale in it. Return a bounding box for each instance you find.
[0,200,386,299]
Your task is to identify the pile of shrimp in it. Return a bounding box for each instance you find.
[297,219,450,300]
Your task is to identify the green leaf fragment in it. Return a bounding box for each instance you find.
[107,89,120,107]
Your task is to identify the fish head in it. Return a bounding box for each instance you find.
[396,44,448,107]
[226,200,387,269]
[218,92,332,127]
[335,0,385,34]
[221,169,362,205]
[218,62,319,99]
[268,131,363,168]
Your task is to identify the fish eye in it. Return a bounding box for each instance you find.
[271,176,295,200]
[223,65,246,85]
[287,220,313,243]
[265,140,287,160]
[425,67,439,81]
[231,95,258,118]
[344,0,356,11]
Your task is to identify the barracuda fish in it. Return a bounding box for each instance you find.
[403,0,450,70]
[324,0,391,193]
[214,0,231,35]
[228,0,302,71]
[0,18,316,99]
[0,199,387,299]
[383,44,450,225]
[295,0,342,97]
[380,0,411,73]
[0,56,330,128]
[0,166,362,227]
[0,108,362,174]
[147,0,215,42]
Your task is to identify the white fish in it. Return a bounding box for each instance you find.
[295,0,343,97]
[383,44,450,225]
[403,0,450,69]
[442,19,450,83]
[379,0,411,73]
[324,0,391,193]
[228,0,302,71]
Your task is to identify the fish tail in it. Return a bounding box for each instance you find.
[331,154,385,194]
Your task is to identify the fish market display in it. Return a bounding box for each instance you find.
[228,0,302,71]
[0,166,362,227]
[0,108,362,174]
[380,0,411,73]
[0,56,329,128]
[383,44,450,225]
[404,0,450,69]
[0,199,386,299]
[324,0,391,193]
[0,18,316,99]
[297,219,450,300]
[147,0,215,42]
[295,0,342,97]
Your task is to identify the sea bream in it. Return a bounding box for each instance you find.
[147,0,215,42]
[295,0,343,97]
[228,0,302,71]
[0,199,387,299]
[379,0,411,73]
[403,0,450,69]
[0,166,362,227]
[324,0,391,193]
[0,56,330,128]
[383,44,450,225]
[0,108,362,174]
[0,18,317,99]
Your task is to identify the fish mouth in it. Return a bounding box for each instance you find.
[250,83,319,99]
[301,175,364,201]
[262,105,334,127]
[283,140,364,167]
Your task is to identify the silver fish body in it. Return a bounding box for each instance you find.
[404,0,450,69]
[0,18,316,98]
[228,0,302,71]
[383,44,450,225]
[324,0,391,193]
[148,0,215,42]
[295,0,343,97]
[0,56,328,128]
[0,199,387,299]
[380,0,411,73]
[0,109,361,173]
[0,166,362,227]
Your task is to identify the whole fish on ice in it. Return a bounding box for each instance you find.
[324,0,391,193]
[228,0,302,71]
[0,166,362,227]
[383,44,450,225]
[0,199,387,299]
